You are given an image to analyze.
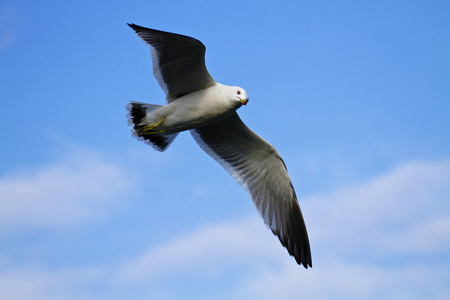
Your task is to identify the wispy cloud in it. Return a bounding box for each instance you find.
[117,158,450,299]
[0,265,107,300]
[242,261,450,300]
[0,151,134,233]
[0,158,448,299]
[0,4,23,51]
[306,159,450,256]
[239,158,450,300]
[118,216,282,282]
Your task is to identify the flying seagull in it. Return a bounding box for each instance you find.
[126,23,312,268]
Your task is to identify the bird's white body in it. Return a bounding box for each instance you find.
[142,83,248,134]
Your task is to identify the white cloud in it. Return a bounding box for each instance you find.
[236,158,450,300]
[241,261,450,300]
[116,158,450,299]
[1,158,448,299]
[118,216,283,282]
[305,159,450,256]
[0,152,133,233]
[0,266,106,300]
[0,4,23,51]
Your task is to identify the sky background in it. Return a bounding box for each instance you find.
[1,0,449,299]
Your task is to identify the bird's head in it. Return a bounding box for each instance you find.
[233,87,249,106]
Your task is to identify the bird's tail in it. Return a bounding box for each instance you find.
[126,101,178,152]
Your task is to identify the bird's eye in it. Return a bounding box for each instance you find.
[237,90,241,95]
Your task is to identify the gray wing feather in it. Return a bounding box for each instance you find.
[128,24,216,102]
[191,113,312,268]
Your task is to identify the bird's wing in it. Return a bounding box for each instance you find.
[190,113,312,268]
[128,24,216,102]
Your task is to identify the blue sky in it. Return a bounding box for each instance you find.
[1,0,449,299]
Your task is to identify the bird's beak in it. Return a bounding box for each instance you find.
[239,97,249,106]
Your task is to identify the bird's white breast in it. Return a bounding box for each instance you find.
[157,83,240,132]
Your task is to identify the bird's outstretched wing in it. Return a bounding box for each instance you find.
[191,113,312,268]
[128,24,216,102]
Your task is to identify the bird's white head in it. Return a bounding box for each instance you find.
[232,86,249,107]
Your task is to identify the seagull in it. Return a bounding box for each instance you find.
[126,23,312,268]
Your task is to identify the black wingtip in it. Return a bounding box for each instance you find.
[127,23,141,31]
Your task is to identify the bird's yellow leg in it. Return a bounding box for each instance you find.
[144,129,166,134]
[143,117,166,134]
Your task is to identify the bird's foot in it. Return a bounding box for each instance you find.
[143,118,166,134]
[144,129,166,134]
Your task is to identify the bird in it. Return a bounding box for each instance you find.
[126,23,312,268]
